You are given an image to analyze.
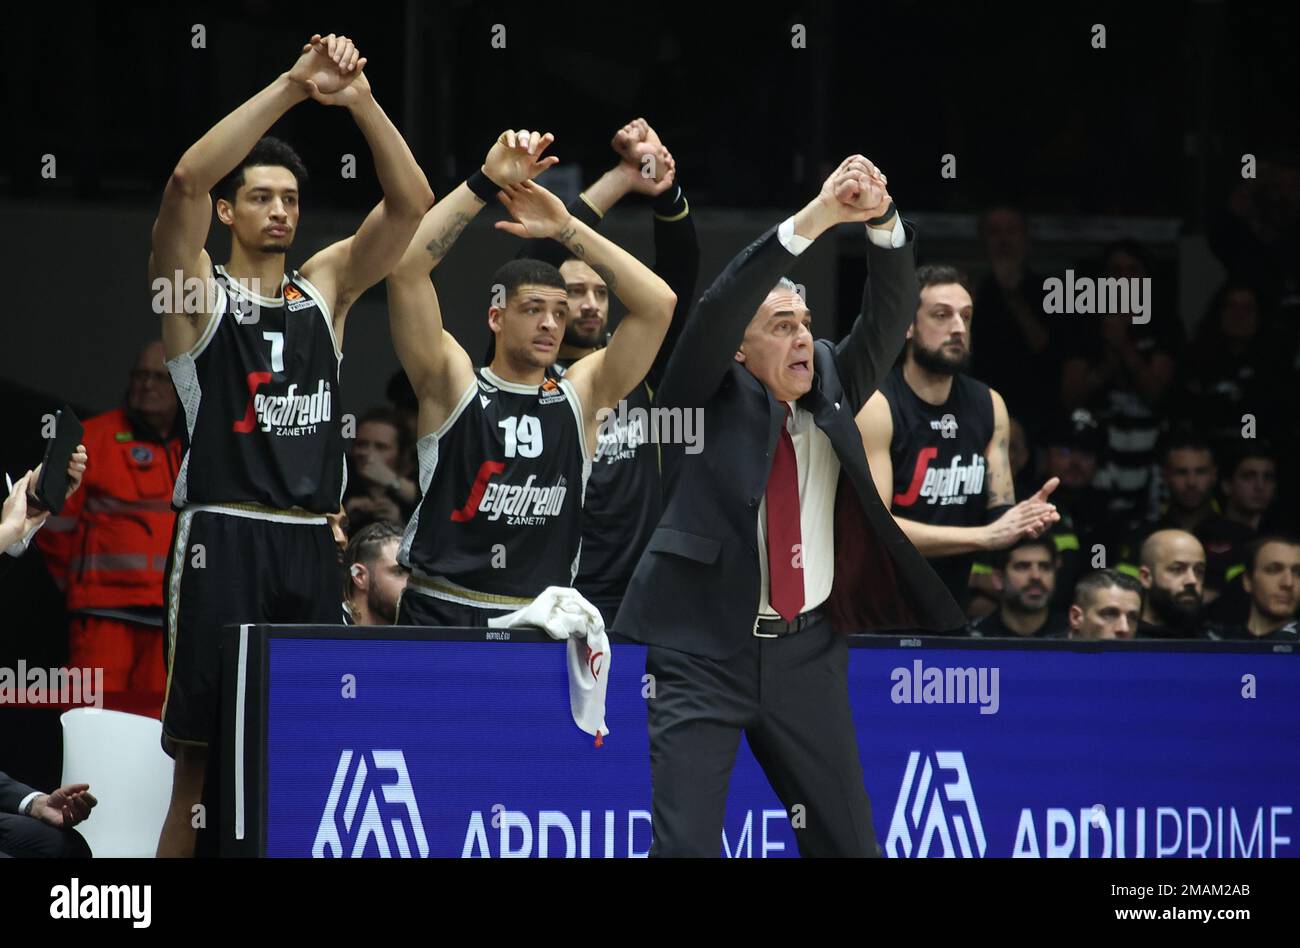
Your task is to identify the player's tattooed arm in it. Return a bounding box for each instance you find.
[424,208,478,266]
[393,129,558,276]
[553,224,618,292]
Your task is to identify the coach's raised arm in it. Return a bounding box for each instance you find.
[654,156,899,411]
[616,157,965,857]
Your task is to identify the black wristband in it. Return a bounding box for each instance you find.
[865,200,897,227]
[652,182,684,216]
[467,169,504,203]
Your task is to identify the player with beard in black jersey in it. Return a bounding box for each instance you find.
[149,33,433,856]
[386,130,676,626]
[856,265,1060,615]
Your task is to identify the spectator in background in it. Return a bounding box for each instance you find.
[0,771,96,858]
[36,341,183,694]
[1037,408,1108,610]
[1209,536,1300,641]
[1202,443,1283,621]
[967,536,1069,638]
[1208,150,1300,348]
[970,206,1057,438]
[1136,529,1208,639]
[1115,432,1220,584]
[343,406,418,534]
[342,520,408,626]
[1068,569,1142,641]
[1175,283,1283,445]
[1155,431,1220,535]
[1058,240,1181,531]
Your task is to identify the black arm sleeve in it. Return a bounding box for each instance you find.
[644,185,699,393]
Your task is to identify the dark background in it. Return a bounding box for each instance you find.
[5,1,1295,215]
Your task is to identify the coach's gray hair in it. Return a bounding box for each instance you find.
[774,277,806,303]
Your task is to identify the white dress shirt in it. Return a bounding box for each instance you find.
[756,402,841,618]
[753,211,903,620]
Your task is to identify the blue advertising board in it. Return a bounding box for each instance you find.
[224,628,1299,858]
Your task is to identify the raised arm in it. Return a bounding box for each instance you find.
[386,130,559,432]
[493,182,677,426]
[655,156,882,408]
[829,160,918,412]
[292,42,435,337]
[150,34,370,356]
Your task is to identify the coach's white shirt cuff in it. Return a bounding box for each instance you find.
[3,520,43,558]
[18,791,39,817]
[779,211,904,254]
[777,216,813,256]
[867,211,905,249]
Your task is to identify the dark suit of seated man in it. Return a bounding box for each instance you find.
[616,156,966,857]
[0,771,96,858]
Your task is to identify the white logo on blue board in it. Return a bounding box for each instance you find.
[885,750,986,857]
[312,749,429,857]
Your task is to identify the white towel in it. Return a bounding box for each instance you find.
[488,586,610,745]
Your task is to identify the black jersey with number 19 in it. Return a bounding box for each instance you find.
[166,265,346,512]
[399,366,590,602]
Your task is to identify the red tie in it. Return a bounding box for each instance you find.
[766,406,804,622]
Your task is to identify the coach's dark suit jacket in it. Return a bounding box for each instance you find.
[615,220,966,658]
[0,771,36,814]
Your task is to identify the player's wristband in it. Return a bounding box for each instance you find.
[865,200,897,227]
[652,182,685,216]
[467,169,504,203]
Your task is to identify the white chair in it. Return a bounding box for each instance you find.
[59,708,173,858]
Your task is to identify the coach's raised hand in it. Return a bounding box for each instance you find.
[793,155,893,242]
[288,33,370,105]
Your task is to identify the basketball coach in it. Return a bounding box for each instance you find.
[616,155,966,857]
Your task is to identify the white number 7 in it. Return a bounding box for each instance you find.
[262,331,285,373]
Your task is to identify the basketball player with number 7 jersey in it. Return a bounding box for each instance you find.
[147,33,433,857]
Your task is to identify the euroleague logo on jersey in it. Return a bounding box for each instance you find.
[893,447,986,508]
[450,461,569,526]
[233,372,333,437]
[538,376,567,405]
[284,283,316,312]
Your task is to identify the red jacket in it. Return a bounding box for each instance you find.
[37,407,182,611]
